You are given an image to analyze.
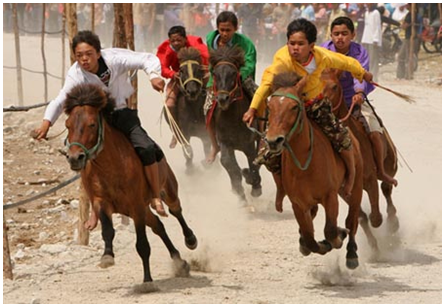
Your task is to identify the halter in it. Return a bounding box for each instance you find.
[178,60,203,90]
[270,91,313,171]
[212,61,243,102]
[65,114,104,161]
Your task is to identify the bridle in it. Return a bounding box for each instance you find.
[65,114,104,161]
[178,60,204,97]
[269,91,313,171]
[212,61,243,102]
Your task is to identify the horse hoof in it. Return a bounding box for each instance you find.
[185,235,198,250]
[318,240,333,254]
[173,259,190,277]
[133,282,160,293]
[99,254,115,268]
[370,212,383,228]
[250,186,262,198]
[346,257,359,270]
[299,244,311,256]
[387,215,400,233]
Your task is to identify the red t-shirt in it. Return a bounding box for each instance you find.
[156,35,209,79]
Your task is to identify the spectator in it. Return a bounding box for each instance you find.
[134,3,156,52]
[325,3,347,40]
[361,3,382,82]
[397,4,422,79]
[272,3,291,47]
[290,4,302,21]
[301,3,315,21]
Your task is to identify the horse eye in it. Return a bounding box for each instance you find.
[88,123,96,129]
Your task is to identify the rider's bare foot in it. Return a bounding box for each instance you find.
[169,136,177,149]
[378,172,398,187]
[206,145,220,164]
[343,176,354,199]
[84,212,99,230]
[151,198,168,217]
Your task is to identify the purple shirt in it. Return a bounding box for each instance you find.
[320,40,375,107]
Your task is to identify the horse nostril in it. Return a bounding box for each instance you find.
[276,136,285,145]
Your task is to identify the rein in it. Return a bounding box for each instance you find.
[271,91,313,171]
[212,61,243,102]
[65,114,104,160]
[330,84,357,123]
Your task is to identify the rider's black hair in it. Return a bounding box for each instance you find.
[168,25,187,38]
[72,30,101,53]
[286,18,317,44]
[216,11,238,28]
[330,16,355,33]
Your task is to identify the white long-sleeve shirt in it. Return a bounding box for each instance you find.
[361,9,382,47]
[44,48,161,125]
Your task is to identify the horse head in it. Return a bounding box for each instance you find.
[265,72,305,155]
[64,84,115,170]
[177,47,205,100]
[321,68,344,111]
[210,46,245,111]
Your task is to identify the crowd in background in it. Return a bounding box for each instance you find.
[3,3,442,77]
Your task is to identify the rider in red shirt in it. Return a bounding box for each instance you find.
[157,26,209,148]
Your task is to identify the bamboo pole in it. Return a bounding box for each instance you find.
[91,3,95,32]
[407,3,415,79]
[66,3,77,65]
[123,3,138,109]
[12,4,24,106]
[61,4,66,86]
[3,215,13,280]
[41,4,48,102]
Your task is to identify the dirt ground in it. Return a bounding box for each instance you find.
[3,33,442,304]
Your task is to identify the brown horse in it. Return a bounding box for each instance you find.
[321,69,399,240]
[63,84,197,290]
[265,72,363,269]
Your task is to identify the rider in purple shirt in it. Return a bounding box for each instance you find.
[321,16,397,187]
[320,38,375,107]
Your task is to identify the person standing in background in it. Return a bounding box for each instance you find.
[134,3,156,52]
[361,3,382,82]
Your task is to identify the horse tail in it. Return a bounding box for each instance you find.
[383,127,398,171]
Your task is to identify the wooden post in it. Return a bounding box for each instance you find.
[91,3,95,32]
[123,3,138,109]
[66,3,77,64]
[407,3,415,79]
[3,215,13,280]
[78,182,90,245]
[41,3,48,102]
[12,4,24,106]
[61,4,66,86]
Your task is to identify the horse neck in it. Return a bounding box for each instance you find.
[332,87,349,119]
[286,106,312,154]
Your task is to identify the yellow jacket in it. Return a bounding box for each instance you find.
[250,46,366,114]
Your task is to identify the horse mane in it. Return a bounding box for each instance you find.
[210,46,245,68]
[178,47,202,64]
[272,72,303,92]
[64,84,116,120]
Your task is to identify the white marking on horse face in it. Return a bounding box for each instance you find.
[280,96,285,105]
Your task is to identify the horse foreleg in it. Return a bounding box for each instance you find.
[163,176,197,250]
[365,180,383,228]
[358,208,379,251]
[381,181,399,233]
[322,192,343,249]
[242,143,262,197]
[145,210,190,277]
[292,202,331,255]
[344,189,362,270]
[133,215,153,284]
[220,145,245,200]
[99,209,115,268]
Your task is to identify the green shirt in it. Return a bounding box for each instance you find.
[206,30,257,88]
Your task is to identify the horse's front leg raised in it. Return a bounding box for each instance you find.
[220,144,245,200]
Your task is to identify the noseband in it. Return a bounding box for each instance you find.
[212,61,243,102]
[270,91,313,170]
[65,114,104,160]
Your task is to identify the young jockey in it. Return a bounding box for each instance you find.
[156,25,210,148]
[33,31,168,228]
[204,11,259,163]
[320,16,397,186]
[243,18,373,210]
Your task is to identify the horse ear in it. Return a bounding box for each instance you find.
[294,75,308,96]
